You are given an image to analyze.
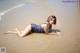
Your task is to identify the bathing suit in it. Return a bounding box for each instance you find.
[31,24,45,33]
[31,23,52,33]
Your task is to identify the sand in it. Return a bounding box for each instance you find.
[0,0,80,53]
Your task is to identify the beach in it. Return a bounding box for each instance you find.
[0,0,80,53]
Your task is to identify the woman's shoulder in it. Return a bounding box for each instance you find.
[42,22,52,29]
[40,22,50,28]
[41,23,47,26]
[41,22,48,26]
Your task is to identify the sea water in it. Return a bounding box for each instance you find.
[0,0,27,20]
[0,0,39,20]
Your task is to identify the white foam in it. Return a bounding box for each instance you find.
[29,0,36,3]
[0,3,25,21]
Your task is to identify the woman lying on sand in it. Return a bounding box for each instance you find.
[4,15,61,37]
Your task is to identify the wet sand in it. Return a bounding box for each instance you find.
[0,0,80,53]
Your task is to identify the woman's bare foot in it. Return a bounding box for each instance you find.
[15,28,24,33]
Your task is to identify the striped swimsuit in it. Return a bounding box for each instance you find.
[31,23,52,33]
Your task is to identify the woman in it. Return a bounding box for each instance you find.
[4,15,57,37]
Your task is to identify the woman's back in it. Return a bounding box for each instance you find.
[40,22,52,32]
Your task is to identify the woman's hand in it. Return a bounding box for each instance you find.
[56,32,62,35]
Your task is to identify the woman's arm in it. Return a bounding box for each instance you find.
[42,24,49,34]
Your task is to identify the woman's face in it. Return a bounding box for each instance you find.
[49,18,55,25]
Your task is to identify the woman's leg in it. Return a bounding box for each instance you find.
[15,24,32,37]
[4,24,32,37]
[4,31,17,34]
[4,30,24,34]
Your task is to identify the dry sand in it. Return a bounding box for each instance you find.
[0,1,80,53]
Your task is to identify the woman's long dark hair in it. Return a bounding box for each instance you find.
[47,15,57,25]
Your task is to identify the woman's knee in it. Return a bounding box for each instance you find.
[27,24,32,29]
[28,24,31,27]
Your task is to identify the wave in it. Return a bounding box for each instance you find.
[0,3,25,21]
